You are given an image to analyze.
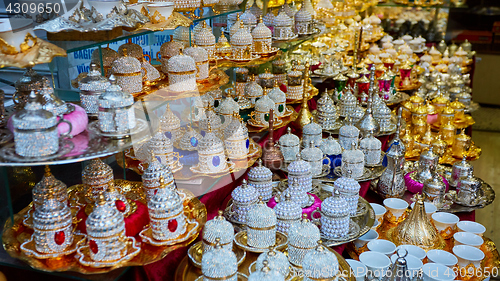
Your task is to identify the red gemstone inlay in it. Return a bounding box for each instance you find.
[54,231,65,245]
[168,219,178,232]
[115,200,127,212]
[89,240,98,254]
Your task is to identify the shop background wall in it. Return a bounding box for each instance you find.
[471,54,500,106]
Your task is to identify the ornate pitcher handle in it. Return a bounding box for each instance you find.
[195,65,201,78]
[311,207,321,225]
[156,51,161,61]
[143,54,152,62]
[142,67,148,81]
[322,155,331,167]
[58,118,73,139]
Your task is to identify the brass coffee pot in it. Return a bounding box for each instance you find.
[262,109,284,172]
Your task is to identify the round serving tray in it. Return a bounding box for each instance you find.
[2,180,206,274]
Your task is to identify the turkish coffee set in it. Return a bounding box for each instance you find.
[0,0,498,279]
[3,158,206,273]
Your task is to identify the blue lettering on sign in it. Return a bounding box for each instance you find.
[143,50,153,57]
[76,64,90,74]
[131,35,149,45]
[155,34,168,46]
[73,49,95,60]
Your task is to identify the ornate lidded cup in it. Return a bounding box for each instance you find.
[82,193,128,262]
[278,127,300,163]
[245,75,264,105]
[111,49,143,95]
[167,49,198,92]
[252,16,272,54]
[82,158,114,202]
[224,113,250,160]
[341,141,365,179]
[313,191,350,239]
[231,179,259,224]
[97,76,136,134]
[268,81,287,118]
[249,260,285,281]
[339,117,360,150]
[157,35,184,73]
[178,125,203,151]
[287,67,304,100]
[302,117,322,148]
[359,132,382,166]
[301,140,329,177]
[32,166,68,211]
[202,211,234,253]
[194,21,216,60]
[147,177,187,241]
[287,152,313,193]
[78,63,110,116]
[248,159,273,201]
[193,123,229,173]
[184,44,210,81]
[302,241,339,281]
[159,104,182,142]
[273,193,301,234]
[32,191,73,254]
[255,248,290,278]
[334,171,361,216]
[201,239,238,281]
[230,21,253,60]
[141,152,176,200]
[12,91,71,157]
[288,214,320,266]
[246,198,277,249]
[294,3,313,35]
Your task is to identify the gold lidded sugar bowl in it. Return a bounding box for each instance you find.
[13,67,45,110]
[230,21,254,61]
[91,46,120,77]
[82,158,114,203]
[252,16,273,54]
[194,21,217,60]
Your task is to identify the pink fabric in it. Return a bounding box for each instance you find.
[267,193,322,220]
[6,103,88,136]
[404,171,449,194]
[427,114,439,124]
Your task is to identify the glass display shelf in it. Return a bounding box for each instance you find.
[0,103,158,167]
[45,7,241,54]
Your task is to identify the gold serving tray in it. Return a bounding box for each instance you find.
[116,138,262,180]
[138,12,192,32]
[174,245,355,281]
[135,68,229,101]
[2,181,207,274]
[0,38,67,69]
[215,51,282,68]
[247,107,299,133]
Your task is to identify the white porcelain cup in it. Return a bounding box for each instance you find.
[391,253,423,278]
[396,245,427,260]
[454,232,483,248]
[453,245,485,268]
[353,229,379,250]
[359,251,391,279]
[411,202,437,219]
[147,2,174,20]
[457,221,486,236]
[370,203,386,223]
[346,259,367,281]
[383,198,408,222]
[367,239,396,256]
[422,263,456,281]
[0,18,33,53]
[88,0,122,15]
[426,249,458,268]
[371,219,380,230]
[431,212,459,238]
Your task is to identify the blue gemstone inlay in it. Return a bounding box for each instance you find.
[212,156,220,167]
[165,131,172,139]
[190,137,198,147]
[246,139,250,149]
